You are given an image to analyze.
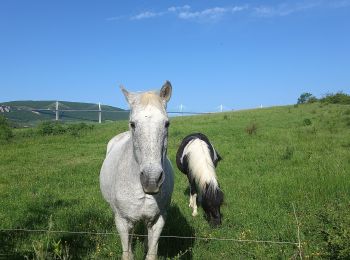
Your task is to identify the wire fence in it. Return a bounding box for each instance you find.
[0,203,304,259]
[0,228,298,245]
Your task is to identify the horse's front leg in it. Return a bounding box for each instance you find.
[115,214,134,260]
[146,214,165,260]
[188,178,198,216]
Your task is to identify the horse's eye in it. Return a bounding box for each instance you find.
[130,121,136,129]
[165,121,170,128]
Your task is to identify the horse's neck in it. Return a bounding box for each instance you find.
[124,136,138,163]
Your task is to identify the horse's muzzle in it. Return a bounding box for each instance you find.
[209,216,222,227]
[140,169,165,194]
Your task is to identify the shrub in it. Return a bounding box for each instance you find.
[316,203,350,259]
[343,109,350,115]
[307,96,318,103]
[0,116,13,142]
[37,121,66,136]
[30,216,71,260]
[326,120,337,133]
[67,123,94,137]
[303,118,312,126]
[341,142,350,148]
[282,146,294,160]
[309,126,318,135]
[37,121,94,137]
[345,116,350,127]
[245,122,258,135]
[320,92,350,105]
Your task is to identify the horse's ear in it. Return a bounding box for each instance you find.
[160,81,172,104]
[120,85,132,104]
[120,85,128,97]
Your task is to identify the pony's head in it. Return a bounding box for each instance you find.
[202,185,224,227]
[121,81,172,194]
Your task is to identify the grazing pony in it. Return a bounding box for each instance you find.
[176,133,223,226]
[100,81,174,260]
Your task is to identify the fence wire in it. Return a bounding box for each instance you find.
[0,228,298,246]
[0,204,303,259]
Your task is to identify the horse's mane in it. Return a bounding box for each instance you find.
[184,139,219,192]
[139,91,164,110]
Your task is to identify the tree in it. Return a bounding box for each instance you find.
[297,92,316,104]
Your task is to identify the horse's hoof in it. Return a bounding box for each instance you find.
[192,211,198,217]
[145,254,157,260]
[122,252,134,260]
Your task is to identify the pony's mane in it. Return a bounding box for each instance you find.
[203,183,224,207]
[139,91,164,110]
[183,139,219,192]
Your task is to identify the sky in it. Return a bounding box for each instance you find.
[1,0,350,112]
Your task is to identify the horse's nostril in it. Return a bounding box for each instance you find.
[141,171,144,176]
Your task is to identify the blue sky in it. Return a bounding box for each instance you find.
[1,0,349,112]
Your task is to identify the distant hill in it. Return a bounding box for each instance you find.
[0,100,129,126]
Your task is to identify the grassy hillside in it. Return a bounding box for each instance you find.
[1,103,350,259]
[0,100,129,126]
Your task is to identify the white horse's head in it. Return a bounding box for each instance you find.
[121,81,172,194]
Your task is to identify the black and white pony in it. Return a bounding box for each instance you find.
[176,133,224,226]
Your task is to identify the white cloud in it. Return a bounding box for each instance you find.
[253,1,338,17]
[178,7,226,19]
[231,5,249,13]
[178,6,247,20]
[168,5,191,12]
[107,1,350,22]
[130,11,164,20]
[254,7,275,17]
[129,5,247,22]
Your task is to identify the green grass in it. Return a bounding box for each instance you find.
[1,103,350,259]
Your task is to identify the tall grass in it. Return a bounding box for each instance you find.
[1,103,350,259]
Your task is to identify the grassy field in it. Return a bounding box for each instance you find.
[1,103,350,259]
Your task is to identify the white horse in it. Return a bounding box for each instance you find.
[100,81,174,260]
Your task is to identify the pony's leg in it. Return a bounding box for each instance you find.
[145,214,165,260]
[115,214,134,260]
[189,185,194,207]
[188,179,198,217]
[188,175,195,208]
[191,194,198,217]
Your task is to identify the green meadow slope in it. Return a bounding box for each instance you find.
[1,103,350,259]
[0,100,129,126]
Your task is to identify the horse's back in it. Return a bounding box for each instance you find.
[176,133,222,174]
[106,131,130,155]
